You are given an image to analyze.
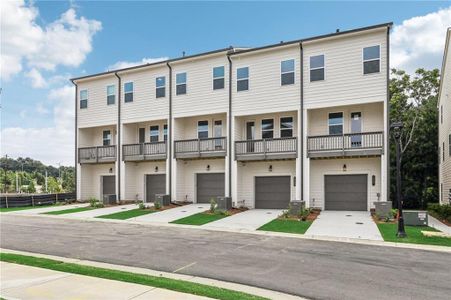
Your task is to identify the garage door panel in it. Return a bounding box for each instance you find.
[325,175,367,211]
[146,174,166,203]
[255,176,291,209]
[197,173,225,203]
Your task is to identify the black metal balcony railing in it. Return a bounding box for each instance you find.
[307,131,383,157]
[235,137,297,160]
[78,145,116,163]
[174,137,226,158]
[123,142,167,161]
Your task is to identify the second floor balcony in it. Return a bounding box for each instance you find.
[174,137,227,159]
[235,137,297,161]
[123,141,167,162]
[78,145,116,164]
[307,131,384,159]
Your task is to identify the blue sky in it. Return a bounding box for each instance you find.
[1,1,450,166]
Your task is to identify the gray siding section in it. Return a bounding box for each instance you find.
[255,176,291,209]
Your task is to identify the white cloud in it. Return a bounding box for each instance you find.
[391,7,451,74]
[36,102,50,115]
[19,110,27,119]
[0,1,101,80]
[0,86,75,166]
[25,68,47,88]
[107,57,168,71]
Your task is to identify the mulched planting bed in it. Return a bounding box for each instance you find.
[171,207,248,226]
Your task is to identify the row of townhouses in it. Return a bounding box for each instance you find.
[72,23,391,211]
[439,28,451,204]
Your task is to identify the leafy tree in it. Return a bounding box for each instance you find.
[27,180,36,193]
[389,68,439,209]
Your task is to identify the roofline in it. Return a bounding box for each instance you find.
[71,22,393,82]
[438,27,451,107]
[71,47,237,82]
[229,22,393,56]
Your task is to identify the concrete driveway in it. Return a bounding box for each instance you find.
[202,209,283,231]
[133,204,210,223]
[67,204,137,219]
[305,211,383,241]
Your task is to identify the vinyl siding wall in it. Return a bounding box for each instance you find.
[303,28,387,109]
[78,126,117,147]
[79,163,116,201]
[234,111,298,140]
[122,120,168,144]
[174,113,227,140]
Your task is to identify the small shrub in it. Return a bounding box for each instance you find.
[281,210,290,219]
[89,198,100,208]
[218,210,230,216]
[154,201,161,210]
[209,198,217,213]
[391,208,398,219]
[298,207,310,221]
[137,201,145,210]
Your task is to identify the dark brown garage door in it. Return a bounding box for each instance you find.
[146,174,166,203]
[325,174,367,211]
[102,175,115,196]
[197,173,225,203]
[255,176,291,209]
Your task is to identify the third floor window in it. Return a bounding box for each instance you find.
[106,85,115,105]
[124,82,133,102]
[213,66,225,90]
[310,55,325,82]
[363,45,380,74]
[176,72,187,95]
[281,59,295,85]
[156,76,166,98]
[80,89,88,109]
[237,67,249,92]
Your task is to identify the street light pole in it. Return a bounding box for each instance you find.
[391,121,407,238]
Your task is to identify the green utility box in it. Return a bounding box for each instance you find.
[403,210,428,226]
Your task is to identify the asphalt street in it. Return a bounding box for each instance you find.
[1,215,450,300]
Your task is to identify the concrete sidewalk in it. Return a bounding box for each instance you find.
[203,209,283,231]
[133,204,210,223]
[66,204,137,218]
[0,261,211,300]
[5,203,89,215]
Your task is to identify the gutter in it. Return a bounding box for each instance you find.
[227,51,233,198]
[386,26,390,202]
[70,79,78,201]
[166,62,173,201]
[299,42,304,202]
[114,72,122,202]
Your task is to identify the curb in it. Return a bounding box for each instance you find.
[0,248,305,300]
[5,212,451,253]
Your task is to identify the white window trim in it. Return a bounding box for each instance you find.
[349,111,364,133]
[244,119,256,140]
[212,66,225,91]
[280,59,296,86]
[362,44,381,75]
[150,125,160,142]
[106,84,116,105]
[103,130,112,145]
[236,66,250,92]
[124,81,134,102]
[197,120,209,139]
[309,54,326,82]
[155,75,166,98]
[328,111,344,135]
[280,115,294,138]
[79,89,88,109]
[176,72,187,95]
[261,118,274,139]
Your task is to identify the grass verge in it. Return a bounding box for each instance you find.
[0,205,54,213]
[43,206,94,215]
[258,219,312,234]
[377,223,451,247]
[0,253,266,300]
[171,212,228,225]
[96,208,156,220]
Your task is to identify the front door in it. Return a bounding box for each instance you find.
[246,121,255,153]
[350,112,362,147]
[139,128,145,144]
[214,120,222,149]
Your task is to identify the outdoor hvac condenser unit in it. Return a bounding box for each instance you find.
[103,194,116,205]
[155,194,171,206]
[403,210,428,226]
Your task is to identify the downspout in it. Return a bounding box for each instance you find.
[227,51,233,199]
[166,62,173,201]
[299,42,304,202]
[71,79,78,201]
[114,72,122,202]
[386,26,391,202]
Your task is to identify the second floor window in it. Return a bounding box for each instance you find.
[213,66,225,90]
[328,112,343,135]
[261,119,274,139]
[198,121,208,139]
[237,67,249,92]
[280,117,293,137]
[80,89,88,109]
[363,45,380,74]
[103,130,111,146]
[310,55,325,81]
[281,59,295,85]
[164,124,168,141]
[150,125,159,143]
[107,85,115,105]
[124,82,133,102]
[156,76,166,98]
[176,72,187,95]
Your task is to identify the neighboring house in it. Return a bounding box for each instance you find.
[438,28,451,204]
[72,22,391,211]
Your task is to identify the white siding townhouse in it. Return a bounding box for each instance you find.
[72,22,391,211]
[439,28,451,204]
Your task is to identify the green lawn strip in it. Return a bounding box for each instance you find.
[43,206,95,215]
[96,208,156,220]
[0,253,266,300]
[377,223,451,247]
[171,212,228,225]
[257,219,312,234]
[0,205,54,213]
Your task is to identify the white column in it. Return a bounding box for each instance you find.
[381,99,389,202]
[170,116,177,200]
[76,164,82,201]
[303,109,310,207]
[225,112,231,197]
[295,109,302,200]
